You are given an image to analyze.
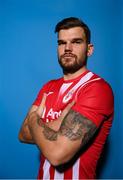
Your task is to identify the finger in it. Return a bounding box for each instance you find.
[60,100,75,121]
[37,93,47,116]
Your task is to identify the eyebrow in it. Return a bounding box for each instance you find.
[71,38,85,42]
[57,38,85,43]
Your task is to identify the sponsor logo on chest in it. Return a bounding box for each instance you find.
[46,108,62,120]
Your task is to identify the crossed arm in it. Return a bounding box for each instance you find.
[18,95,97,166]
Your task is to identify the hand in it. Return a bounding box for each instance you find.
[36,93,47,117]
[37,93,75,120]
[58,100,75,121]
[47,100,75,131]
[27,93,47,126]
[28,93,75,129]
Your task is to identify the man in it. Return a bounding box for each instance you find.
[18,17,114,179]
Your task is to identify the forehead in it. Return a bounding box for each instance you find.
[58,27,86,40]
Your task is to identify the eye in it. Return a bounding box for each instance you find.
[57,40,66,46]
[72,39,83,44]
[72,38,84,44]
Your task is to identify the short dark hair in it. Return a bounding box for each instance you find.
[55,17,91,43]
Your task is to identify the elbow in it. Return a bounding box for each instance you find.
[18,131,34,144]
[48,155,62,166]
[51,153,71,166]
[43,147,71,166]
[18,131,25,142]
[18,126,33,143]
[46,143,80,166]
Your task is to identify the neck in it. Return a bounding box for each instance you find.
[63,66,87,81]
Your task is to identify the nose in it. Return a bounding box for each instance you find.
[65,42,72,52]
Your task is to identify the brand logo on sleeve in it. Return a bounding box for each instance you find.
[46,92,54,96]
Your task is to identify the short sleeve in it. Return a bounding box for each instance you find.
[72,80,114,127]
[33,80,53,106]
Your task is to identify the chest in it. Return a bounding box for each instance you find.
[42,72,94,122]
[42,81,76,122]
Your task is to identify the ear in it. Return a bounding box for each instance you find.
[87,44,94,57]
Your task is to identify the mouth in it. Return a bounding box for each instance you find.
[61,53,77,61]
[62,53,76,58]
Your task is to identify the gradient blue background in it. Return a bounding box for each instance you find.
[0,0,123,178]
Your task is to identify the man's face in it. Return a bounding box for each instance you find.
[57,27,92,74]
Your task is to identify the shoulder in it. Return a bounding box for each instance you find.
[82,72,114,98]
[76,73,114,114]
[42,77,63,89]
[33,77,62,106]
[91,76,113,97]
[73,73,114,125]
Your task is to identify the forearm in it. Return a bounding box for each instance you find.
[28,111,82,166]
[18,123,34,144]
[18,114,61,144]
[28,109,97,166]
[28,113,62,165]
[18,105,39,144]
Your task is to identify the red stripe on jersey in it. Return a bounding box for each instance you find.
[64,167,72,179]
[49,165,55,180]
[37,156,45,180]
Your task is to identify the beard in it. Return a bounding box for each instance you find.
[58,53,87,75]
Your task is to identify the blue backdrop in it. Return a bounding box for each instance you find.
[0,0,123,178]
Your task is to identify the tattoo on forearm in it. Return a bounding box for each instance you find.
[59,109,97,144]
[37,117,58,141]
[37,109,97,146]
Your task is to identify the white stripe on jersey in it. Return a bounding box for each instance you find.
[62,72,94,103]
[43,159,50,180]
[75,77,101,101]
[54,169,64,180]
[73,158,80,179]
[68,72,94,94]
[59,82,73,95]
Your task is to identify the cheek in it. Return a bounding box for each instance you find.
[77,47,87,56]
[58,47,64,56]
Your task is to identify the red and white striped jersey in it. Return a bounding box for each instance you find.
[33,70,114,179]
